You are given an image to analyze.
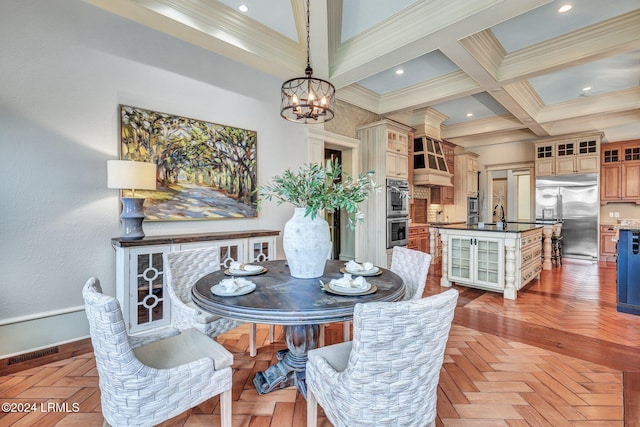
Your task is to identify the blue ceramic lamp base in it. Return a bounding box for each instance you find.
[120,197,146,240]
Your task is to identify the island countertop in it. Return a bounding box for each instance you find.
[434,223,543,233]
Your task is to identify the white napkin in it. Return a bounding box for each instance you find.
[218,277,253,292]
[229,261,263,272]
[345,260,374,272]
[330,273,369,290]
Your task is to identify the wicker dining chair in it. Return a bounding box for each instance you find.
[83,277,233,427]
[342,246,432,341]
[164,247,274,357]
[307,288,458,427]
[390,245,432,300]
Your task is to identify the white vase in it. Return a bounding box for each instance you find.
[283,208,332,278]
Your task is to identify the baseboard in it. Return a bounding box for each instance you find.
[0,338,93,376]
[0,308,90,359]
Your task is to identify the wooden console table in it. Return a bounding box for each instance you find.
[111,230,279,334]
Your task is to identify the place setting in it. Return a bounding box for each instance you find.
[320,272,377,296]
[224,261,267,276]
[340,260,382,276]
[211,276,257,297]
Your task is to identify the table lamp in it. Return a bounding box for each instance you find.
[107,160,157,240]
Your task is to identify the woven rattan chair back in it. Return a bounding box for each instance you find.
[82,277,232,427]
[164,247,273,356]
[307,288,458,427]
[391,245,432,300]
[165,246,222,304]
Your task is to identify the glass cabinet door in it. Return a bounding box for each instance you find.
[475,238,502,287]
[127,245,172,333]
[449,237,472,281]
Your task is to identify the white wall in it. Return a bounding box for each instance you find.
[0,0,307,356]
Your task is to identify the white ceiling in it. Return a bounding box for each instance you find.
[84,0,640,148]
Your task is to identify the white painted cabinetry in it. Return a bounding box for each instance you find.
[447,235,504,292]
[357,120,413,268]
[534,133,601,176]
[112,230,279,334]
[439,225,542,299]
[384,127,410,179]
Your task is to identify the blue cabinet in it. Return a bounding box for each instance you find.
[617,229,640,315]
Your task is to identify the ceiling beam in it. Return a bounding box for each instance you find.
[83,0,305,79]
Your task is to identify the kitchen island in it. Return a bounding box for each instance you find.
[437,223,543,300]
[512,220,563,270]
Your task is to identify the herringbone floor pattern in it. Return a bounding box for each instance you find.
[0,259,637,426]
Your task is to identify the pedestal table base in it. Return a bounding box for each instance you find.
[253,324,319,398]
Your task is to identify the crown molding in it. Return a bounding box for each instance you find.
[335,84,381,114]
[84,0,304,79]
[537,87,640,124]
[378,71,479,114]
[443,115,525,139]
[499,9,640,82]
[448,129,539,149]
[329,0,500,85]
[459,29,505,81]
[542,110,640,137]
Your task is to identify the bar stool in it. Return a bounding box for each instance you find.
[551,234,563,267]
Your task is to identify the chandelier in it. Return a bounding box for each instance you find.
[280,0,335,124]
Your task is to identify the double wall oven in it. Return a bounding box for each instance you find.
[386,179,409,248]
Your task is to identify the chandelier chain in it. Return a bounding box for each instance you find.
[305,0,311,70]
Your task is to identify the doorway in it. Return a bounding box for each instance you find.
[492,178,507,222]
[325,148,342,260]
[483,162,535,224]
[307,127,361,261]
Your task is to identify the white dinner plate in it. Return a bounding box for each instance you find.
[324,282,377,296]
[340,266,382,276]
[224,266,267,276]
[210,282,256,296]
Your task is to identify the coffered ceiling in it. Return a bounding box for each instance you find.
[84,0,640,148]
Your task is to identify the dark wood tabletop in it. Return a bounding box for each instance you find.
[191,259,406,325]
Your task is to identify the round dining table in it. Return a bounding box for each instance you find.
[191,259,405,398]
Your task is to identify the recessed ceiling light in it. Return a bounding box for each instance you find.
[558,4,572,13]
[395,69,404,75]
[466,113,473,117]
[582,86,592,92]
[238,4,248,12]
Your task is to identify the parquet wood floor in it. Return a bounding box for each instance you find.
[1,259,638,426]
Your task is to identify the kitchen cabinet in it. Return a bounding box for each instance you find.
[439,225,542,299]
[600,140,640,204]
[385,128,409,179]
[357,120,414,267]
[386,151,408,179]
[449,151,479,222]
[431,141,455,205]
[535,133,601,176]
[447,235,503,291]
[408,225,429,253]
[111,230,279,334]
[600,225,617,260]
[617,229,640,315]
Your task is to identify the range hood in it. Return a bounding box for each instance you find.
[412,109,452,187]
[413,135,453,187]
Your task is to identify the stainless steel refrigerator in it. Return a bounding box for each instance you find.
[535,173,598,260]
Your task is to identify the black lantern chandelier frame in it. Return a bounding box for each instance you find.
[280,0,335,124]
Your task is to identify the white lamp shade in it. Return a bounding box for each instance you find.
[107,160,157,191]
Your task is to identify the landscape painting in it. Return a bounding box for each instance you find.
[119,105,258,221]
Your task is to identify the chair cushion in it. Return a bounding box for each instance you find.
[134,328,233,370]
[308,341,352,373]
[186,301,221,324]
